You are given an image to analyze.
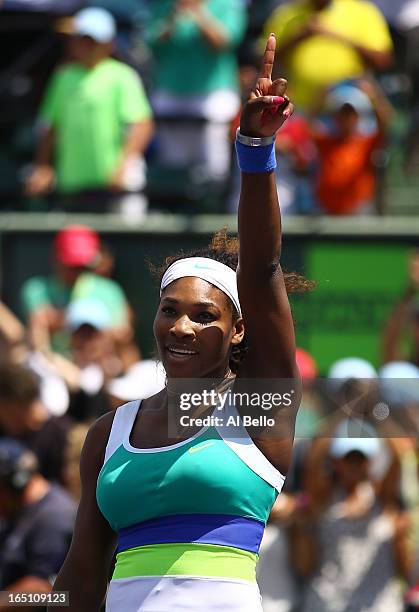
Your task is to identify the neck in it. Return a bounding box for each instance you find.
[166,368,233,394]
[81,53,108,69]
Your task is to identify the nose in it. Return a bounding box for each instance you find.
[170,315,196,339]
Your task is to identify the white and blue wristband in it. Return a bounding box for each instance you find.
[235,128,277,174]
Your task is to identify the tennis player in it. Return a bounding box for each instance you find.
[51,35,307,611]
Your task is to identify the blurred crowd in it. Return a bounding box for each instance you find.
[0,223,419,610]
[1,0,419,216]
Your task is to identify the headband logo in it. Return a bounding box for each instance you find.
[194,263,215,270]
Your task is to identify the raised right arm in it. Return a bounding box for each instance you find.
[48,412,117,612]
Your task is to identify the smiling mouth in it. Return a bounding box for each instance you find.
[166,347,198,357]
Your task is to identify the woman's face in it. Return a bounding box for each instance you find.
[153,277,244,379]
[333,451,370,490]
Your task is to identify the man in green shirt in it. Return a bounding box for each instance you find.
[25,8,153,215]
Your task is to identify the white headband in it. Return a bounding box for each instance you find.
[160,257,241,316]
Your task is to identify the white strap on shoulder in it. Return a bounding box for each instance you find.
[103,400,140,465]
[216,398,286,493]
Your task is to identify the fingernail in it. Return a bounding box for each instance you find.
[273,96,285,104]
[283,109,291,118]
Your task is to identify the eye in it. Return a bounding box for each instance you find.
[161,306,176,316]
[196,311,216,324]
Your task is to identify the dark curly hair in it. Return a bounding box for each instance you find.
[152,229,315,373]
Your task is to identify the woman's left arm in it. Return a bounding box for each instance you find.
[234,36,299,471]
[236,35,297,381]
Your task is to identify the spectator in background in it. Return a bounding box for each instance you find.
[0,364,71,484]
[0,300,71,419]
[20,225,132,358]
[145,0,246,186]
[0,438,76,603]
[312,80,393,215]
[90,241,142,370]
[378,361,419,587]
[61,299,120,422]
[337,1,419,178]
[290,420,410,612]
[262,0,393,112]
[382,249,419,365]
[25,7,154,219]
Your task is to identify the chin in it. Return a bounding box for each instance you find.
[162,357,201,380]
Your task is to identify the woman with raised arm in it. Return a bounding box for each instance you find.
[50,35,309,611]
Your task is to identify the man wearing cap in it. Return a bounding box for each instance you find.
[312,79,393,214]
[20,225,131,356]
[25,7,154,214]
[0,438,76,605]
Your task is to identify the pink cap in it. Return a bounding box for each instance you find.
[54,225,100,267]
[296,348,318,382]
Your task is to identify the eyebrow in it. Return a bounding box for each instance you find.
[161,297,219,310]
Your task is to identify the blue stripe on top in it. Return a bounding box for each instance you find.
[118,514,265,554]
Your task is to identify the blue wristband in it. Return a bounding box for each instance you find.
[235,140,277,174]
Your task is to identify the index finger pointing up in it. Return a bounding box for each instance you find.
[260,33,276,80]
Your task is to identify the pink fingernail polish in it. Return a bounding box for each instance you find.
[283,109,290,118]
[273,96,285,104]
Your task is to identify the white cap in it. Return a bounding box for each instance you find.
[329,418,381,459]
[379,361,419,379]
[328,357,377,393]
[324,83,377,134]
[66,299,112,331]
[326,84,372,115]
[378,361,419,407]
[73,7,116,43]
[328,357,377,380]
